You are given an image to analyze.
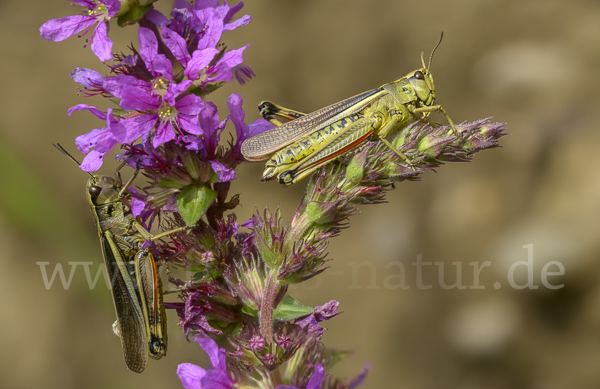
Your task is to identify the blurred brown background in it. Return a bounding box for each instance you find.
[2,0,600,388]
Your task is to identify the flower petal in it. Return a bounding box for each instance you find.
[165,80,194,105]
[177,363,207,389]
[306,365,326,389]
[181,135,206,153]
[75,127,114,154]
[226,92,245,136]
[153,121,176,147]
[194,336,222,368]
[224,14,250,31]
[223,1,244,24]
[199,102,220,139]
[113,114,158,143]
[103,74,148,98]
[176,94,204,116]
[90,21,113,61]
[120,86,159,111]
[80,150,105,172]
[68,104,106,120]
[144,7,169,26]
[348,364,370,389]
[194,0,219,10]
[173,0,193,11]
[209,160,236,182]
[70,68,104,88]
[179,114,202,135]
[248,119,275,137]
[138,27,172,79]
[206,45,248,83]
[184,48,219,80]
[201,369,235,389]
[131,198,146,218]
[194,8,223,50]
[313,300,341,321]
[163,26,192,67]
[71,0,95,6]
[40,15,95,42]
[103,0,122,15]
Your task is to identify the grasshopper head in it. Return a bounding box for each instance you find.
[406,68,436,106]
[87,175,124,206]
[406,33,443,107]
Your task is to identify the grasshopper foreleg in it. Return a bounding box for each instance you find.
[132,221,195,242]
[413,105,459,136]
[374,113,416,169]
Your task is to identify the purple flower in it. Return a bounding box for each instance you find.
[232,64,256,85]
[227,93,274,159]
[68,104,123,171]
[39,0,120,61]
[177,336,235,389]
[70,67,104,90]
[276,364,326,389]
[185,45,249,85]
[112,29,203,147]
[144,1,252,87]
[296,300,341,339]
[173,0,251,37]
[198,102,228,157]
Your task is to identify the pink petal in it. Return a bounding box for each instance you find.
[40,15,95,42]
[90,21,113,62]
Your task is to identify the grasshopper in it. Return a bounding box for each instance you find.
[54,144,191,373]
[241,33,458,185]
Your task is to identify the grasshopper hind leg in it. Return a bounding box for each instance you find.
[259,101,307,126]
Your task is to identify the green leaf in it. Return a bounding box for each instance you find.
[241,305,258,317]
[117,3,153,27]
[255,233,279,268]
[273,296,314,321]
[176,185,217,225]
[192,270,209,281]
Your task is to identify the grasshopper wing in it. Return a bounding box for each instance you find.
[101,233,148,373]
[241,88,384,161]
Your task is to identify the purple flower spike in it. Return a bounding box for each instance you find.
[39,0,120,61]
[177,336,235,389]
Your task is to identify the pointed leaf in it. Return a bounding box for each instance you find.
[176,185,217,225]
[273,296,314,321]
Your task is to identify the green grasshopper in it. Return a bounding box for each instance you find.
[54,144,190,373]
[241,34,458,185]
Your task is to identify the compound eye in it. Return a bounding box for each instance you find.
[89,185,102,197]
[414,71,425,80]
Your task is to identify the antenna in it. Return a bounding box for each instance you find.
[428,32,444,70]
[53,143,94,178]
